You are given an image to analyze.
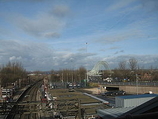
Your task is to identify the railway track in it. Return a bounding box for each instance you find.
[17,81,42,119]
[2,81,109,119]
[5,80,42,119]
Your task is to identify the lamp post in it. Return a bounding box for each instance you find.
[136,74,138,95]
[86,42,88,85]
[0,77,2,99]
[130,71,138,95]
[70,58,74,83]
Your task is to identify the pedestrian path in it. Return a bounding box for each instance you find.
[83,93,109,104]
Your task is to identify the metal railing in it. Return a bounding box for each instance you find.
[98,81,158,87]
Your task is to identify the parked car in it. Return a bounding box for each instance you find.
[114,90,126,95]
[103,91,115,96]
[69,87,75,92]
[103,77,113,82]
[102,90,126,96]
[117,90,126,95]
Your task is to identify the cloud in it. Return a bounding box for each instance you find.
[106,0,136,12]
[1,0,46,2]
[77,47,86,52]
[94,28,143,44]
[114,50,124,55]
[0,40,96,71]
[109,47,120,50]
[103,55,158,69]
[9,56,22,61]
[14,14,65,38]
[140,0,158,12]
[42,32,60,38]
[0,40,54,70]
[51,5,71,17]
[0,40,157,71]
[2,4,71,39]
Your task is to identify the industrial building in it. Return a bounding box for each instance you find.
[115,94,158,108]
[97,94,158,119]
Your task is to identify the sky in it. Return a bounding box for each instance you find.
[0,0,158,71]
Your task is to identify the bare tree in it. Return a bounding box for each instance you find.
[50,67,86,83]
[129,58,137,71]
[0,62,27,87]
[117,61,129,81]
[119,61,126,70]
[77,66,86,81]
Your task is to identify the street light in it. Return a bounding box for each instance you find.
[130,71,139,95]
[136,74,139,95]
[86,42,88,85]
[70,58,74,83]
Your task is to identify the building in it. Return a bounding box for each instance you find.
[115,94,158,108]
[97,94,158,119]
[116,96,158,119]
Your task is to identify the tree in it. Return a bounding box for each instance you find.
[118,61,128,80]
[50,67,87,83]
[129,58,137,71]
[77,66,86,81]
[119,61,126,70]
[0,62,27,87]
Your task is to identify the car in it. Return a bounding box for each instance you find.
[103,91,115,96]
[114,90,126,95]
[77,84,81,88]
[117,90,126,95]
[103,77,113,82]
[68,87,75,92]
[102,90,126,96]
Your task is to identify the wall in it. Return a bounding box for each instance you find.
[83,85,158,95]
[118,86,158,94]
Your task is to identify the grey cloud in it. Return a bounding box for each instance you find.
[103,55,158,69]
[12,4,71,39]
[9,56,22,61]
[42,32,60,38]
[77,47,86,52]
[0,40,55,70]
[106,0,136,12]
[0,40,97,71]
[15,14,65,38]
[55,52,97,69]
[1,0,46,2]
[2,5,70,39]
[140,0,158,12]
[94,28,143,44]
[109,47,120,50]
[120,50,124,53]
[1,40,157,71]
[114,50,124,55]
[51,5,71,18]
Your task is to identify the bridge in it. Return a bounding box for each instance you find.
[87,61,158,94]
[87,61,111,76]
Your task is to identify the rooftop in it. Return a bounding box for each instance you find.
[117,94,158,99]
[97,107,135,118]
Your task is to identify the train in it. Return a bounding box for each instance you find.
[1,88,14,102]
